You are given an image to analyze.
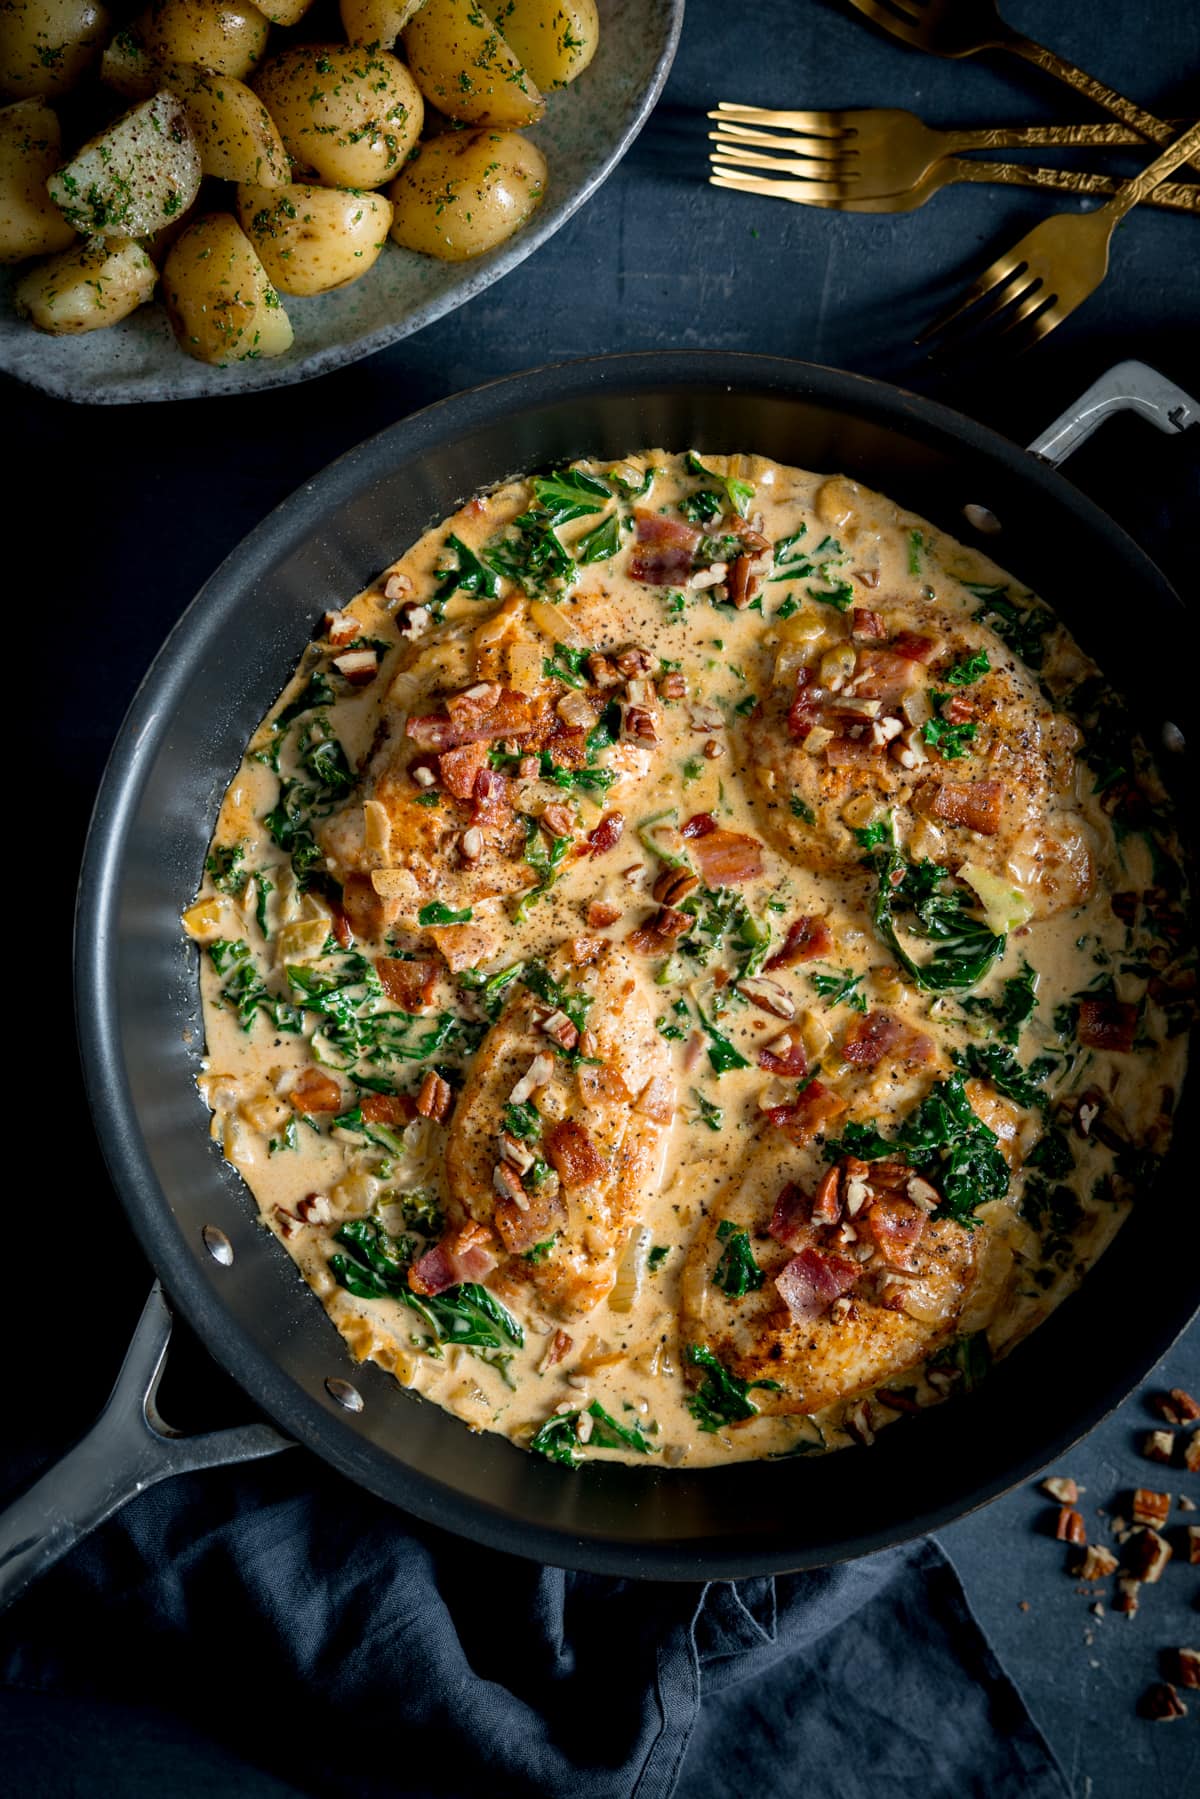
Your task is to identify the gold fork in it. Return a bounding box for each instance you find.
[708,105,1190,202]
[917,118,1200,355]
[708,154,1200,219]
[845,0,1200,173]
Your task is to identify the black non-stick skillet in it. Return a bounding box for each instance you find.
[1,352,1195,1603]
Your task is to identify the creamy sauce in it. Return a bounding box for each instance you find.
[184,452,1191,1469]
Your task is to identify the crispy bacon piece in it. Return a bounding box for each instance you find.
[824,734,881,769]
[758,1026,810,1079]
[787,668,825,741]
[765,914,832,971]
[586,811,625,856]
[765,1079,847,1145]
[890,631,937,663]
[629,510,701,584]
[692,827,764,887]
[376,956,439,1013]
[340,874,398,942]
[360,1092,416,1127]
[770,1181,810,1249]
[851,608,885,640]
[406,689,536,753]
[1077,997,1139,1052]
[329,901,354,949]
[634,1074,676,1123]
[810,1164,842,1226]
[841,1009,935,1070]
[681,812,717,839]
[586,900,621,928]
[288,1068,342,1114]
[848,648,924,703]
[471,765,510,821]
[544,1118,608,1190]
[924,780,1004,836]
[408,1221,498,1295]
[860,1197,926,1272]
[776,1246,860,1324]
[437,740,488,799]
[494,1180,568,1256]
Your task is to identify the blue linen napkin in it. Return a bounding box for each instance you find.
[0,1452,1068,1797]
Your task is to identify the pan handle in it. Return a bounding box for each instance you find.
[0,1284,292,1613]
[1026,359,1197,466]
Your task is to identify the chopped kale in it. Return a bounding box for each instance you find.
[433,533,500,602]
[694,1001,750,1074]
[685,1343,780,1432]
[868,850,1005,993]
[967,584,1053,669]
[418,901,473,926]
[691,1089,725,1132]
[811,966,867,1012]
[961,959,1039,1045]
[713,1220,765,1297]
[209,939,303,1034]
[206,842,247,895]
[273,671,336,732]
[529,1399,657,1467]
[530,467,612,525]
[576,513,622,564]
[958,1043,1045,1109]
[945,650,991,686]
[923,691,977,761]
[927,1330,991,1392]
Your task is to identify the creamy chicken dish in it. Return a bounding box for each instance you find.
[184,452,1191,1467]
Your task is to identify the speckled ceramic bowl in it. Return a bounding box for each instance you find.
[0,0,683,405]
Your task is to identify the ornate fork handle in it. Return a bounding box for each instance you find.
[1005,32,1200,173]
[951,120,1185,152]
[955,160,1200,214]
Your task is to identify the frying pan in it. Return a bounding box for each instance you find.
[2,352,1196,1602]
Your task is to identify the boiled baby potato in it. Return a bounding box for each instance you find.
[253,44,422,189]
[99,28,157,97]
[137,0,269,81]
[340,0,427,48]
[47,89,202,237]
[14,235,155,331]
[237,180,392,293]
[0,98,77,260]
[403,0,543,129]
[0,0,108,100]
[254,0,315,23]
[388,127,544,261]
[486,0,597,90]
[163,64,288,184]
[163,211,293,363]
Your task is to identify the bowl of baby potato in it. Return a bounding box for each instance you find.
[0,0,683,400]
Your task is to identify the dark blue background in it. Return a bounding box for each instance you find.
[4,1,1199,1791]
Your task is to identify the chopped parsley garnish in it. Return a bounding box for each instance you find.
[923,691,977,762]
[685,1343,780,1432]
[853,817,893,850]
[945,650,991,686]
[713,1220,765,1297]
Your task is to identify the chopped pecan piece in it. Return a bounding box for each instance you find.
[757,1026,810,1079]
[737,975,795,1019]
[615,646,653,678]
[1139,1682,1187,1722]
[1113,1576,1140,1616]
[658,671,687,701]
[289,1068,343,1114]
[680,812,717,839]
[1131,1488,1171,1529]
[1056,1507,1087,1546]
[622,704,658,743]
[541,802,575,840]
[416,1070,453,1123]
[539,1009,579,1052]
[1154,1387,1200,1425]
[1076,1544,1118,1580]
[652,865,700,907]
[1125,1527,1172,1583]
[585,900,620,929]
[1077,997,1139,1052]
[1142,1429,1176,1464]
[294,1192,332,1226]
[383,571,413,603]
[360,1093,416,1127]
[586,652,620,687]
[1189,1526,1200,1565]
[810,1163,842,1226]
[1041,1476,1079,1504]
[332,647,378,685]
[1169,1648,1200,1690]
[324,608,359,646]
[626,905,691,955]
[1187,1434,1200,1474]
[538,1329,573,1374]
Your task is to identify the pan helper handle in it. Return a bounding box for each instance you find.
[0,1284,292,1612]
[1027,360,1197,467]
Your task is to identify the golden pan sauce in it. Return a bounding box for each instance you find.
[183,452,1191,1468]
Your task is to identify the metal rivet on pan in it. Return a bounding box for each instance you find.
[962,503,1002,535]
[202,1225,234,1266]
[1161,721,1186,754]
[325,1378,364,1413]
